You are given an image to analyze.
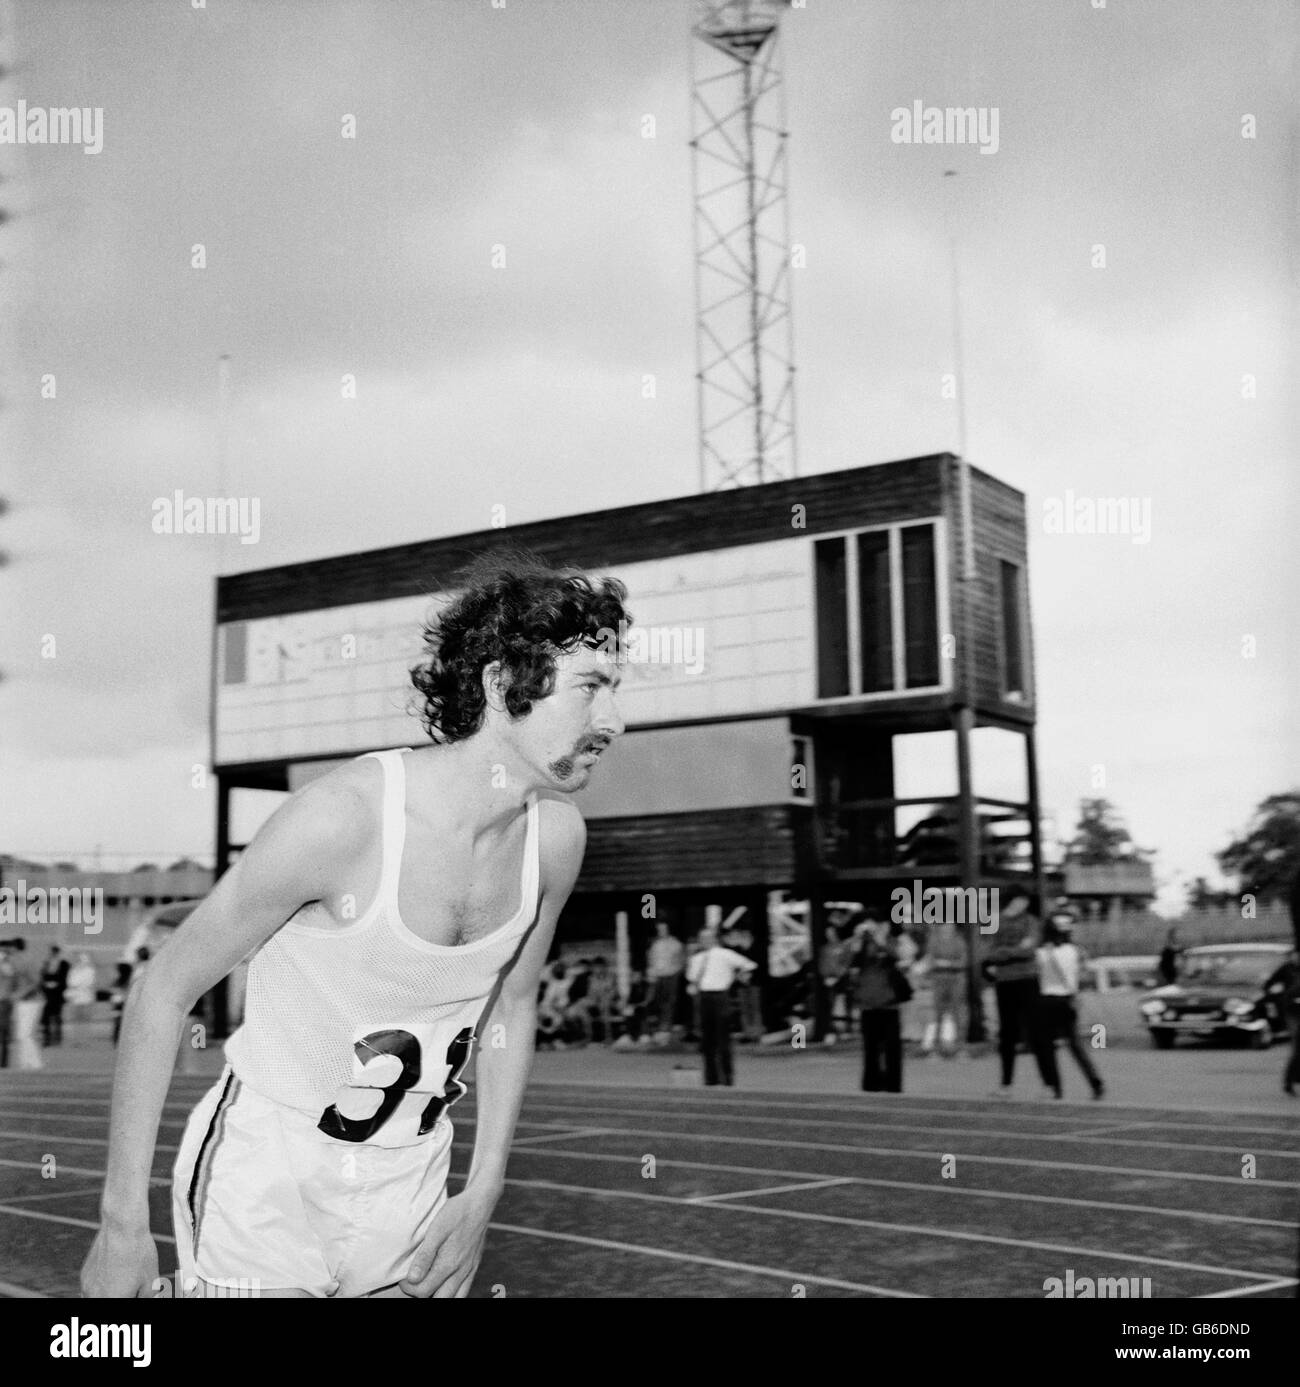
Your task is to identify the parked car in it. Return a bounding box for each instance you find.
[1138,942,1292,1049]
[1082,955,1159,993]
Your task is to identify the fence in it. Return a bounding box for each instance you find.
[1066,903,1294,957]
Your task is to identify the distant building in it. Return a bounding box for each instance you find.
[1059,860,1157,919]
[0,856,212,957]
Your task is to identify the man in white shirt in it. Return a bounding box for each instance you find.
[685,926,756,1086]
[1035,917,1104,1100]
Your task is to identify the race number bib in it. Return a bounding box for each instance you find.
[317,1022,475,1144]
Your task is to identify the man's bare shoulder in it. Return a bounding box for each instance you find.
[535,794,585,847]
[534,795,587,885]
[252,757,383,870]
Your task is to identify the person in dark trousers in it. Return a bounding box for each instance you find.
[1291,867,1300,953]
[985,888,1055,1096]
[110,961,134,1045]
[1263,949,1300,1097]
[40,945,71,1047]
[1157,927,1183,986]
[1035,917,1104,1100]
[0,941,15,1069]
[854,919,904,1093]
[685,925,756,1086]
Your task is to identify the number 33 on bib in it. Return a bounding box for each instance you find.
[318,1023,476,1145]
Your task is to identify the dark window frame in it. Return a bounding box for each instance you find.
[812,520,947,701]
[999,559,1026,698]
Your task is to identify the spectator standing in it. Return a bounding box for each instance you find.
[1035,917,1104,1100]
[986,889,1055,1096]
[8,940,44,1070]
[1263,949,1300,1097]
[818,923,851,1042]
[920,920,968,1058]
[615,968,649,1047]
[891,918,922,1047]
[40,945,71,1047]
[1291,867,1300,952]
[109,959,135,1043]
[854,919,905,1092]
[723,925,764,1041]
[685,925,756,1086]
[0,943,15,1068]
[1157,927,1183,986]
[646,920,685,1043]
[65,952,97,1048]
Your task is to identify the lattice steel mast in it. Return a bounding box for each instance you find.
[690,1,798,490]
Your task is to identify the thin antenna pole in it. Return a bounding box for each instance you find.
[214,353,232,574]
[944,170,974,583]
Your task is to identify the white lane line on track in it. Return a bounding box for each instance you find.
[484,1221,920,1297]
[0,1178,915,1298]
[13,1080,1300,1139]
[3,1119,1294,1189]
[0,1157,169,1186]
[689,1177,853,1204]
[3,1146,1291,1231]
[0,1158,1281,1291]
[0,1185,112,1205]
[501,1113,1300,1186]
[0,1130,180,1153]
[505,1146,1296,1228]
[510,1128,616,1146]
[0,1104,195,1115]
[0,1279,48,1298]
[9,1098,1294,1161]
[526,1089,1300,1136]
[1056,1121,1157,1138]
[461,1175,1285,1283]
[0,1204,177,1244]
[1200,1276,1299,1298]
[518,1101,1300,1158]
[0,1108,189,1125]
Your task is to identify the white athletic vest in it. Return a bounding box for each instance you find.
[224,749,541,1147]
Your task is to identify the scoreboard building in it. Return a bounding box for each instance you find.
[213,453,1042,1032]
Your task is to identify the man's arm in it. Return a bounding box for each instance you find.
[401,797,586,1300]
[81,768,379,1297]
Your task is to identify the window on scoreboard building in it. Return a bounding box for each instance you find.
[999,559,1026,699]
[815,522,944,699]
[814,538,850,698]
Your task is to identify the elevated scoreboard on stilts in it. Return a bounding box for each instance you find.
[212,453,1039,1033]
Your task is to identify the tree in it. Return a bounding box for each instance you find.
[1186,876,1232,910]
[1064,798,1150,865]
[1216,791,1300,904]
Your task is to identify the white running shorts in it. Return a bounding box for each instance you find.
[171,1067,455,1297]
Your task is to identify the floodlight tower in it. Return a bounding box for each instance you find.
[690,0,798,490]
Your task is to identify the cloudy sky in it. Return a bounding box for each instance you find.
[0,0,1295,910]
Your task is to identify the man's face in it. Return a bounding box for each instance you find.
[497,642,624,792]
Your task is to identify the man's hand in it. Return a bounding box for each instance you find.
[400,1185,499,1299]
[80,1223,160,1299]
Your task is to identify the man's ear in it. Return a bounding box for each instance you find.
[482,660,510,713]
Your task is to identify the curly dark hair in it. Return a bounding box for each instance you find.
[409,549,631,743]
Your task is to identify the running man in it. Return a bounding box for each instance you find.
[82,555,629,1298]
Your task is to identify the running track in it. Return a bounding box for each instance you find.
[0,1072,1296,1298]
